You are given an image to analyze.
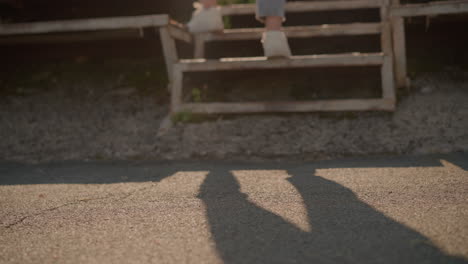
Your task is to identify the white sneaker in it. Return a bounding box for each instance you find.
[187,2,224,33]
[261,31,292,58]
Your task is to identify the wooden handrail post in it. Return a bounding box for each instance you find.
[159,26,179,92]
[391,0,409,89]
[194,34,207,59]
[380,0,397,102]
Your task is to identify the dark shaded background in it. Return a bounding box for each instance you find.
[0,0,467,102]
[1,0,467,65]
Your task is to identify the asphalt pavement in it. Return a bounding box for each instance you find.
[1,153,467,264]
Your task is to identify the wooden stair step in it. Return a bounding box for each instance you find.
[200,23,382,42]
[221,0,384,16]
[179,99,395,114]
[391,0,468,17]
[178,53,384,72]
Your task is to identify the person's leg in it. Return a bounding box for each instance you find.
[265,16,283,31]
[199,0,217,8]
[187,0,224,33]
[257,0,292,57]
[256,0,286,24]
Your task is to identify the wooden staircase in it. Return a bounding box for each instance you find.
[1,0,465,118]
[165,0,397,115]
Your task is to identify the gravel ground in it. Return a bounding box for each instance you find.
[0,70,467,163]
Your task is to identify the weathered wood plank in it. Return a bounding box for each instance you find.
[179,53,384,72]
[221,0,384,16]
[390,0,408,88]
[201,23,381,42]
[179,99,395,113]
[159,26,179,87]
[193,35,206,59]
[0,14,169,35]
[170,65,184,113]
[391,17,408,88]
[168,23,192,44]
[380,1,396,99]
[381,55,396,100]
[391,0,468,17]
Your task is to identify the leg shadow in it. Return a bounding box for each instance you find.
[198,167,467,264]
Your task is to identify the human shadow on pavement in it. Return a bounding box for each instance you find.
[0,153,466,263]
[0,153,465,185]
[198,167,468,264]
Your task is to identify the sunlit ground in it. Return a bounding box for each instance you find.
[1,154,467,263]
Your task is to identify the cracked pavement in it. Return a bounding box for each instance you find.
[1,153,468,264]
